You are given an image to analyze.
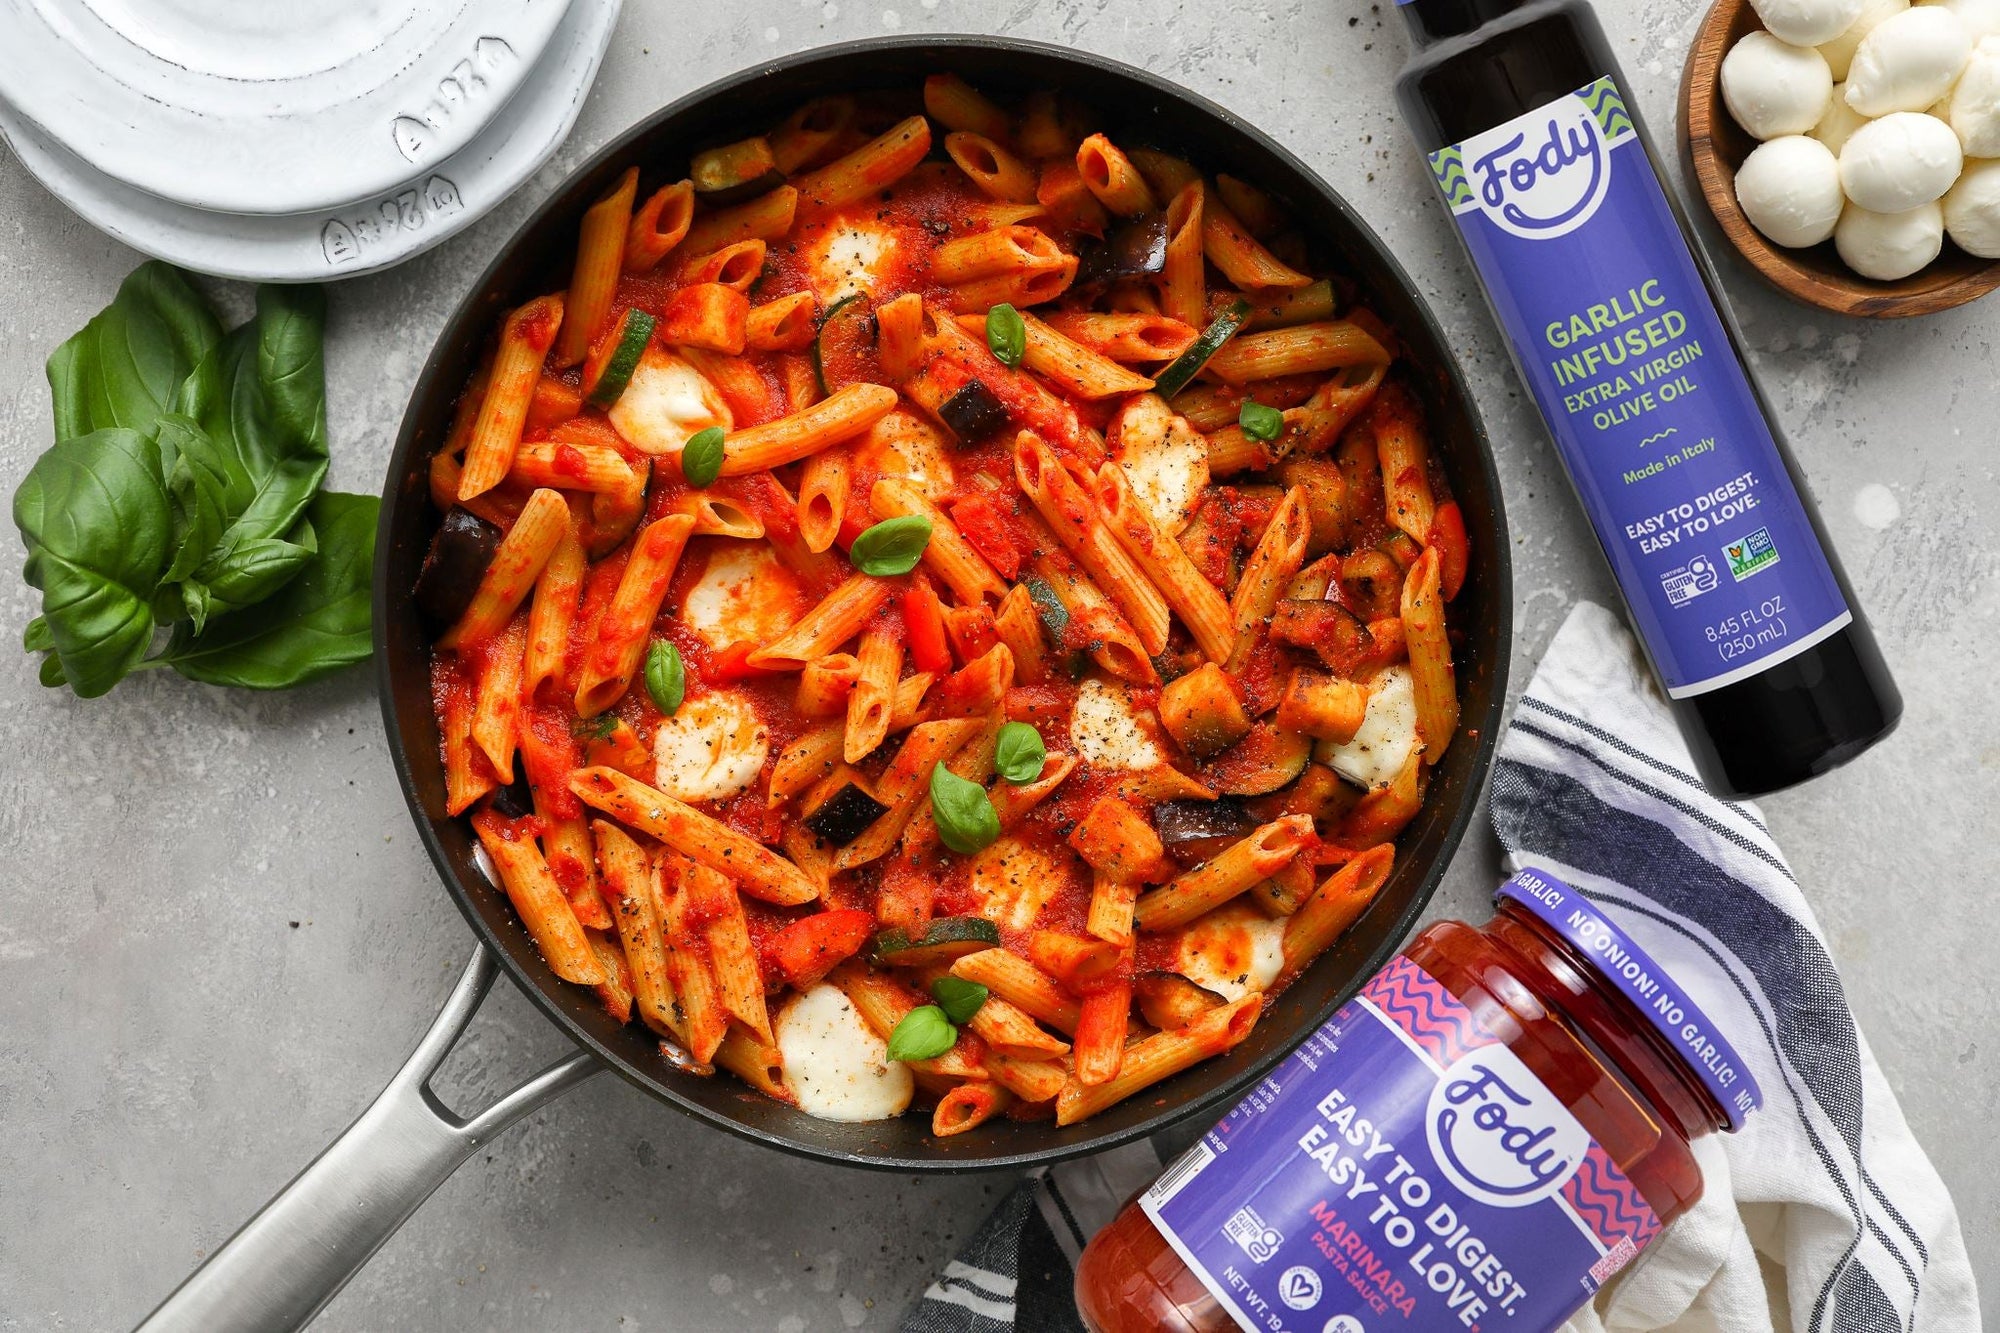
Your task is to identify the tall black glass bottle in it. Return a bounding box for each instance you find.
[1396,0,1900,797]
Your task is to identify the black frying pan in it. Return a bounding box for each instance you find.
[136,35,1510,1332]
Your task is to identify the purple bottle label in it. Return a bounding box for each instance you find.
[1427,77,1849,696]
[1143,956,1660,1332]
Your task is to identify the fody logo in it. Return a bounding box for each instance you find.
[1425,1045,1590,1207]
[1439,78,1634,242]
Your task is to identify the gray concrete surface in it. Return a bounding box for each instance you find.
[0,0,1992,1328]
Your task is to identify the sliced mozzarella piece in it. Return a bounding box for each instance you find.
[1110,393,1210,534]
[607,346,732,456]
[972,834,1086,933]
[803,218,905,304]
[1069,678,1168,771]
[652,690,771,802]
[1313,665,1420,791]
[851,408,956,500]
[1175,902,1287,1003]
[776,984,914,1122]
[681,543,806,653]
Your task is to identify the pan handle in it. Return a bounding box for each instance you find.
[134,944,600,1333]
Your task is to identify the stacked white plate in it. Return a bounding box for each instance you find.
[0,0,623,280]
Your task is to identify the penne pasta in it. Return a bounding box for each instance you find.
[1163,181,1210,329]
[1133,814,1316,932]
[474,811,604,986]
[797,445,852,553]
[1203,320,1393,386]
[875,292,927,382]
[660,859,730,1064]
[1092,463,1235,664]
[932,225,1065,285]
[1027,550,1155,685]
[1035,159,1109,234]
[794,114,932,212]
[572,514,696,716]
[459,296,563,500]
[924,74,1012,140]
[933,1083,1015,1137]
[505,440,640,494]
[439,488,569,649]
[953,310,1152,399]
[1202,194,1313,290]
[554,167,639,367]
[1055,994,1262,1125]
[1225,485,1310,675]
[679,239,768,292]
[719,383,898,476]
[945,131,1038,204]
[770,95,857,173]
[593,820,681,1038]
[680,185,799,258]
[569,767,822,905]
[869,478,1008,606]
[1401,547,1458,761]
[1075,133,1157,217]
[746,573,894,671]
[437,662,495,816]
[844,622,903,764]
[625,178,696,273]
[469,614,528,783]
[684,861,773,1042]
[1073,972,1133,1086]
[950,948,1081,1035]
[745,290,819,353]
[1015,431,1170,655]
[1280,843,1393,983]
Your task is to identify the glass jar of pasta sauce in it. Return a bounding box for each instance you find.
[1074,867,1760,1333]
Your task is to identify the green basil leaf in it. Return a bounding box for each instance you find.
[47,262,222,442]
[572,712,619,740]
[157,490,376,689]
[37,653,68,689]
[850,515,932,576]
[986,303,1026,368]
[175,285,330,605]
[1238,399,1284,442]
[930,763,1000,854]
[885,1004,957,1062]
[153,415,233,599]
[930,976,990,1026]
[993,721,1046,784]
[681,426,725,488]
[22,617,53,654]
[13,428,172,697]
[645,640,686,716]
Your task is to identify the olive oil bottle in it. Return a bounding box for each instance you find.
[1396,0,1900,797]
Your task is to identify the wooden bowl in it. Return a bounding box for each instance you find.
[1680,0,2000,318]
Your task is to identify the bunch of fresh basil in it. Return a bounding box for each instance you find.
[13,263,378,697]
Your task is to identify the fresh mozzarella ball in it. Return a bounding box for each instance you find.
[1840,111,1965,208]
[1835,199,1946,275]
[1943,157,2000,254]
[1737,136,1848,245]
[1846,6,1973,113]
[776,985,913,1122]
[1752,0,1868,46]
[1724,33,1837,137]
[1814,87,1874,151]
[1949,36,2000,154]
[651,690,770,802]
[1924,0,2000,42]
[1822,0,1911,78]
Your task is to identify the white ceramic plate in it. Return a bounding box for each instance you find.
[0,0,571,216]
[0,0,620,282]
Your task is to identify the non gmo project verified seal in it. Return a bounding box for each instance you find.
[1724,526,1780,581]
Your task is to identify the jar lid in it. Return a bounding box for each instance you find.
[1497,867,1763,1131]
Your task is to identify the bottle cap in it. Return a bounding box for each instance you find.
[1497,867,1763,1131]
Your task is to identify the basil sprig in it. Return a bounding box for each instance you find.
[645,640,686,716]
[993,721,1046,784]
[1238,399,1284,442]
[886,1004,957,1062]
[931,976,989,1025]
[681,426,725,488]
[986,303,1026,368]
[14,262,376,696]
[850,515,932,576]
[930,764,1000,854]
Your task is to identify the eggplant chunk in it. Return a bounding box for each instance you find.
[804,779,890,846]
[936,378,1010,442]
[1152,796,1255,846]
[415,507,503,627]
[1076,212,1169,288]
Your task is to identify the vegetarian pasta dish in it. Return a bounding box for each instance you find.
[420,74,1469,1135]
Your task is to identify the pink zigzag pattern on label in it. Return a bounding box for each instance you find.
[1560,1142,1661,1251]
[1360,956,1490,1068]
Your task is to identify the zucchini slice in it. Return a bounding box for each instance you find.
[1153,298,1253,399]
[871,916,1002,967]
[582,308,657,409]
[1022,576,1070,646]
[690,135,784,204]
[810,292,870,397]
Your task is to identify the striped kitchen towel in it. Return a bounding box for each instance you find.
[905,601,1978,1332]
[1495,602,1976,1333]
